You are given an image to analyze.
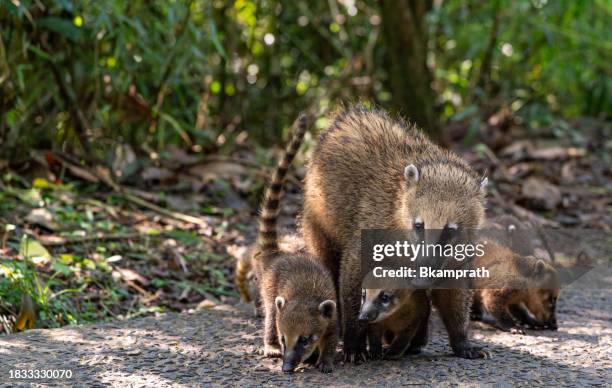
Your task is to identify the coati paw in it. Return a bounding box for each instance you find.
[343,348,368,364]
[316,361,334,373]
[509,327,525,335]
[454,343,491,359]
[263,344,282,358]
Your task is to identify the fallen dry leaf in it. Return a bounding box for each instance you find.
[25,208,59,231]
[113,267,150,286]
[188,161,248,182]
[521,177,561,210]
[528,146,586,160]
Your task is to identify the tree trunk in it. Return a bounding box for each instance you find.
[380,0,439,141]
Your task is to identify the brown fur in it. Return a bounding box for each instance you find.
[302,106,488,361]
[235,254,254,303]
[472,241,560,332]
[261,257,338,372]
[248,114,339,373]
[360,289,430,360]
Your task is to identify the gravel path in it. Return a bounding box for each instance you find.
[0,288,610,387]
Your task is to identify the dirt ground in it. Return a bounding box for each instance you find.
[0,287,610,387]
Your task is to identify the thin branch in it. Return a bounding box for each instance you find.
[37,232,167,247]
[122,192,209,227]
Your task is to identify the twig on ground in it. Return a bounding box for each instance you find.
[67,161,212,228]
[37,232,167,247]
[122,193,209,227]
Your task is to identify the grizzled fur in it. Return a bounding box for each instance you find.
[302,106,488,361]
[243,113,338,373]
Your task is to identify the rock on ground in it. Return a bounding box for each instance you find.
[0,289,610,387]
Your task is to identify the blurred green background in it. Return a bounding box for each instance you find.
[1,0,609,157]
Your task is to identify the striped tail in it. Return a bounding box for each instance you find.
[235,255,253,302]
[257,113,308,256]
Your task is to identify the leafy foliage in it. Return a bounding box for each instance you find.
[1,0,609,158]
[434,0,611,126]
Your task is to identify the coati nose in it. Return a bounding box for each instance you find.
[282,361,296,373]
[358,310,377,322]
[282,351,299,373]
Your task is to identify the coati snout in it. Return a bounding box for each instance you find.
[401,164,487,283]
[520,287,559,330]
[276,296,336,373]
[472,242,561,333]
[361,288,431,360]
[359,289,410,323]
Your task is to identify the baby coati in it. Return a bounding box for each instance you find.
[248,113,338,373]
[303,106,489,362]
[471,241,560,333]
[359,289,430,360]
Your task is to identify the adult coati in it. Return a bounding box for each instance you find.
[302,106,489,362]
[359,289,430,360]
[248,114,338,373]
[471,236,560,333]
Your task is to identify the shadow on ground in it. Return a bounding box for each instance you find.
[0,289,610,386]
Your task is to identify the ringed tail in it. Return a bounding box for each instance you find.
[235,255,253,303]
[257,113,308,255]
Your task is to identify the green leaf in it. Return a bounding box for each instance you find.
[209,18,226,59]
[52,262,73,275]
[38,16,84,42]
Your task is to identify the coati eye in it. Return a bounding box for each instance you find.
[440,223,458,243]
[298,336,310,344]
[379,293,390,303]
[445,223,458,234]
[413,218,424,231]
[281,336,286,345]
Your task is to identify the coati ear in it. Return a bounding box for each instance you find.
[318,300,336,319]
[534,259,546,277]
[404,164,419,184]
[275,296,286,311]
[479,177,488,194]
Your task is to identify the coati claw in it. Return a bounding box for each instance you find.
[509,327,525,335]
[343,349,368,364]
[454,343,491,359]
[263,344,282,358]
